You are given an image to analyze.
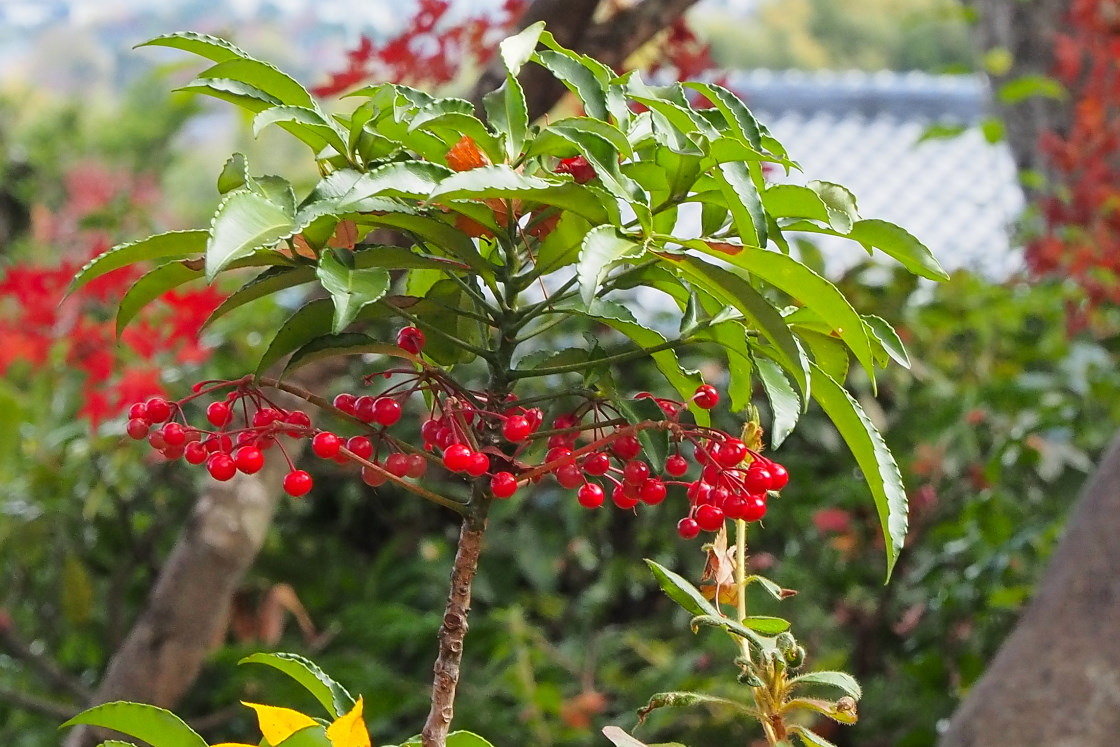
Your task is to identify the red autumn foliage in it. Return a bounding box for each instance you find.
[1026,0,1120,311]
[0,161,222,429]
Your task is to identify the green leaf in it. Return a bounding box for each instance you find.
[863,315,910,369]
[61,702,207,747]
[430,167,613,226]
[445,732,498,747]
[177,78,281,113]
[754,355,800,448]
[485,80,528,163]
[790,670,862,699]
[409,110,502,160]
[809,363,907,578]
[218,153,250,194]
[615,395,671,473]
[316,251,391,333]
[689,614,767,649]
[699,319,754,412]
[203,265,317,330]
[68,230,207,296]
[645,559,720,618]
[239,652,356,719]
[997,74,1065,104]
[708,161,765,248]
[94,742,142,746]
[742,615,791,635]
[577,226,644,305]
[196,58,315,108]
[682,81,763,149]
[138,31,248,62]
[256,299,335,376]
[536,212,592,273]
[366,213,488,276]
[745,574,789,601]
[326,162,453,208]
[274,725,332,747]
[116,261,203,337]
[206,190,295,281]
[791,726,840,747]
[636,690,759,723]
[253,106,348,155]
[666,254,809,398]
[602,725,688,747]
[848,219,947,281]
[809,181,860,234]
[284,333,411,377]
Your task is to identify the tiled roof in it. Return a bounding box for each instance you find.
[729,70,1025,277]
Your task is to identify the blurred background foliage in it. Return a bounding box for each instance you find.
[1,2,1112,746]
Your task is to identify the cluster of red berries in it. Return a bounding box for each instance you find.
[122,327,789,539]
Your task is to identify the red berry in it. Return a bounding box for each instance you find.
[284,410,312,435]
[128,402,149,421]
[147,430,168,451]
[639,478,667,505]
[491,472,518,498]
[372,397,402,427]
[553,413,580,430]
[466,451,490,477]
[161,443,185,461]
[581,452,611,476]
[502,415,532,442]
[577,482,605,509]
[623,460,650,485]
[126,418,150,440]
[555,462,584,489]
[312,432,342,459]
[397,326,426,355]
[283,470,313,497]
[741,495,768,522]
[420,418,442,444]
[686,480,711,504]
[361,464,387,487]
[695,503,725,532]
[523,408,543,431]
[717,439,748,468]
[354,396,377,422]
[234,445,265,474]
[161,422,187,447]
[406,454,428,478]
[612,435,642,460]
[204,434,234,454]
[386,452,411,477]
[768,462,789,491]
[743,465,773,494]
[555,154,597,183]
[206,401,231,427]
[665,453,689,477]
[206,453,237,481]
[184,441,208,465]
[612,483,640,509]
[693,384,719,410]
[346,435,374,460]
[145,397,173,423]
[333,393,357,414]
[443,444,473,472]
[252,408,281,428]
[546,446,574,465]
[677,517,701,540]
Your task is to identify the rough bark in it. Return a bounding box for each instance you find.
[471,0,703,122]
[966,0,1070,198]
[940,432,1120,745]
[63,456,288,747]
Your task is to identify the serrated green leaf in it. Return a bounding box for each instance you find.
[665,254,809,398]
[218,153,250,194]
[795,328,850,384]
[763,184,831,223]
[206,189,295,281]
[809,181,859,234]
[536,212,592,273]
[61,702,207,747]
[786,219,947,281]
[742,615,791,635]
[68,230,207,296]
[445,731,498,747]
[431,167,614,226]
[177,78,281,113]
[790,670,863,700]
[636,691,759,724]
[863,315,910,369]
[682,81,762,149]
[138,31,248,62]
[485,78,528,162]
[202,265,317,330]
[253,106,348,155]
[712,160,767,248]
[327,162,453,209]
[698,319,754,412]
[366,213,487,276]
[754,355,800,448]
[316,251,391,333]
[791,726,840,747]
[256,298,335,376]
[809,363,907,578]
[745,573,788,600]
[645,559,720,618]
[240,653,356,716]
[196,58,315,108]
[116,261,203,337]
[409,110,502,160]
[534,49,610,121]
[94,741,141,746]
[578,226,644,305]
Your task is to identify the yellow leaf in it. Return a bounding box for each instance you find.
[243,702,318,745]
[326,697,370,747]
[211,743,257,746]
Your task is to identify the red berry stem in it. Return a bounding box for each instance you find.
[516,419,674,483]
[337,445,468,513]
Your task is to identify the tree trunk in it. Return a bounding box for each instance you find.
[940,432,1120,745]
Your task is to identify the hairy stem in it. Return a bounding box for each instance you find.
[421,493,491,747]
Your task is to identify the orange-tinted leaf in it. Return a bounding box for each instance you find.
[326,697,370,747]
[706,241,743,256]
[243,702,318,745]
[446,135,490,172]
[327,220,360,250]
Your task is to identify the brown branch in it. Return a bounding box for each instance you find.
[0,685,77,721]
[0,623,91,702]
[421,493,492,747]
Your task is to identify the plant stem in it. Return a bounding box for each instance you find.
[421,491,491,747]
[735,518,749,660]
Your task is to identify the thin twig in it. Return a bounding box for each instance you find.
[0,685,77,720]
